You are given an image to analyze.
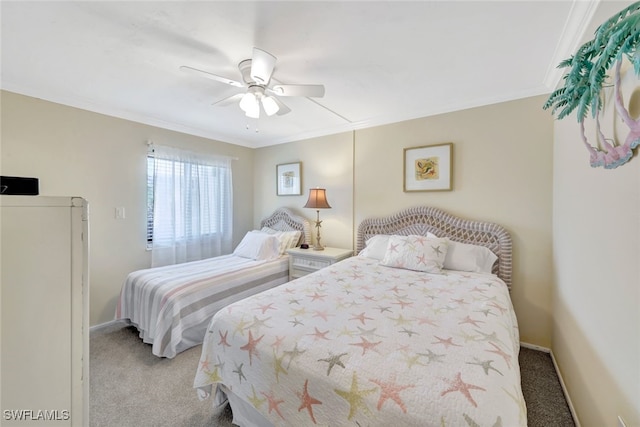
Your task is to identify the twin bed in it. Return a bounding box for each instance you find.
[193,206,526,426]
[115,208,311,358]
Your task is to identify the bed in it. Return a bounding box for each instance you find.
[193,206,525,426]
[115,208,311,358]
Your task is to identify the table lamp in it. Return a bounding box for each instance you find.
[303,188,331,250]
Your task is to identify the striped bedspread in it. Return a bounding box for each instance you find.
[115,255,289,358]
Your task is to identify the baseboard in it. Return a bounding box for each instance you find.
[520,341,581,427]
[90,319,127,334]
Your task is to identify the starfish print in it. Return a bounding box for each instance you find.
[307,327,330,341]
[457,330,480,343]
[403,352,426,369]
[399,327,418,337]
[467,358,503,376]
[218,330,231,348]
[485,342,512,369]
[256,302,276,314]
[431,245,444,256]
[474,329,505,346]
[232,362,246,383]
[463,413,503,427]
[357,326,384,339]
[388,313,412,326]
[317,352,348,376]
[240,330,264,365]
[334,372,376,420]
[247,315,272,333]
[337,326,356,337]
[415,316,438,327]
[206,366,222,383]
[297,379,323,424]
[375,305,392,313]
[474,308,497,317]
[392,299,414,310]
[369,375,415,413]
[233,317,251,337]
[260,389,285,420]
[349,336,382,355]
[413,236,428,245]
[283,343,306,369]
[418,349,446,364]
[289,317,303,327]
[288,298,301,305]
[416,253,428,265]
[441,372,486,407]
[291,307,307,317]
[247,385,266,409]
[459,315,484,327]
[199,356,210,371]
[350,312,374,325]
[488,301,508,314]
[308,292,327,302]
[312,310,333,322]
[271,335,285,351]
[432,335,462,349]
[272,350,288,382]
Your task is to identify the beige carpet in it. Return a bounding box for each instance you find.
[91,322,574,427]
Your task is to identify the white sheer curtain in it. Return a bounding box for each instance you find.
[150,145,233,267]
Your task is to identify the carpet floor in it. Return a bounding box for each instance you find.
[90,323,575,426]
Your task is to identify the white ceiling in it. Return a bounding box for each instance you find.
[1,1,601,148]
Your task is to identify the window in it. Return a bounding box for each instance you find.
[147,145,233,266]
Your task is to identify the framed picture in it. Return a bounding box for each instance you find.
[403,143,453,192]
[276,162,302,196]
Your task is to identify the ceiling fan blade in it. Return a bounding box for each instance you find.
[273,98,291,116]
[180,65,245,88]
[250,48,277,85]
[212,93,243,107]
[271,84,325,98]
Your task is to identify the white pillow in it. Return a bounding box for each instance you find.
[358,235,391,260]
[260,227,302,254]
[444,241,498,274]
[233,231,280,261]
[380,235,449,273]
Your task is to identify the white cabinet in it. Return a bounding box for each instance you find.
[286,247,353,280]
[1,196,89,426]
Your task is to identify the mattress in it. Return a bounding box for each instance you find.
[115,254,289,358]
[194,255,526,426]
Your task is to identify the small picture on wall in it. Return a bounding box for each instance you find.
[276,162,302,196]
[403,143,453,192]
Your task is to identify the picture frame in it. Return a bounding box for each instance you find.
[276,162,302,196]
[403,143,453,192]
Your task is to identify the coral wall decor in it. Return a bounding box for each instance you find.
[544,2,640,169]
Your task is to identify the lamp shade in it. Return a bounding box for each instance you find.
[304,188,331,209]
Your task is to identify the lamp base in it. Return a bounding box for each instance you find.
[312,244,324,251]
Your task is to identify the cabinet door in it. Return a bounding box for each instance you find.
[1,205,73,426]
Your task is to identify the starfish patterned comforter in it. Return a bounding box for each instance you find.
[194,256,526,426]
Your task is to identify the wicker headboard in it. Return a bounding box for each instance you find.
[260,207,312,247]
[356,206,513,290]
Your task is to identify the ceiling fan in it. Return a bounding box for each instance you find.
[180,47,325,119]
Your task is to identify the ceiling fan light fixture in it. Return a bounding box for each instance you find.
[239,92,260,118]
[261,95,279,116]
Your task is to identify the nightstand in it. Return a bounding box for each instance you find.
[286,247,353,280]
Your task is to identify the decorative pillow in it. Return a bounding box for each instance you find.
[380,235,449,273]
[260,227,302,254]
[444,241,498,274]
[233,231,280,261]
[358,235,391,260]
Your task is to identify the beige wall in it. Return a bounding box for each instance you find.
[256,95,554,347]
[253,132,354,250]
[1,90,255,326]
[551,4,640,426]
